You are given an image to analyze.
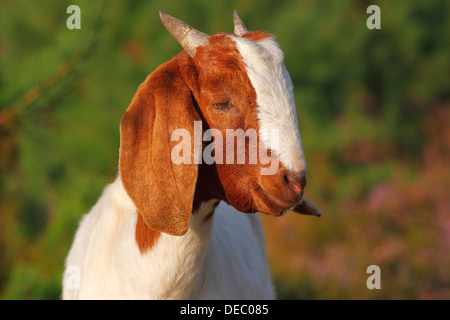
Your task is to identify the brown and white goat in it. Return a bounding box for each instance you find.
[62,11,321,300]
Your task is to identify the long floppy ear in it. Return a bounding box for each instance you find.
[119,63,201,236]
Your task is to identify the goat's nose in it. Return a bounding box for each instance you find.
[284,170,307,195]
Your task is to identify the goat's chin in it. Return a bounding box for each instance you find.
[220,178,296,216]
[246,179,297,217]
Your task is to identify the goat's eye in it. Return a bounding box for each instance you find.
[212,101,232,111]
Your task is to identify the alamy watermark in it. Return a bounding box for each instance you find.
[65,263,383,291]
[366,265,381,290]
[66,5,81,30]
[64,265,81,290]
[171,121,280,176]
[67,4,380,31]
[366,5,381,30]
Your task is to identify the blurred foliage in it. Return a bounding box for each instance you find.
[0,0,449,299]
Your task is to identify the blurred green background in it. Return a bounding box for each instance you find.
[0,0,449,299]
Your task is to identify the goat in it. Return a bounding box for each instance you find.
[62,11,322,300]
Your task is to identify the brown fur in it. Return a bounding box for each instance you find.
[135,214,161,253]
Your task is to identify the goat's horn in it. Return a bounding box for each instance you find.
[233,10,248,36]
[159,11,209,58]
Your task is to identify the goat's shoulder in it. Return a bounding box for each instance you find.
[63,177,137,299]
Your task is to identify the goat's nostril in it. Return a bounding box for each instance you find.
[300,173,307,190]
[285,170,307,194]
[283,172,290,185]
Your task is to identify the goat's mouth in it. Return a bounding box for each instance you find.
[248,180,322,217]
[250,180,302,217]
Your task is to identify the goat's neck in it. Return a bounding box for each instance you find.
[141,199,217,299]
[148,164,224,298]
[150,163,221,298]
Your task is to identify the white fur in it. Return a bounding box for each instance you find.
[229,35,306,172]
[62,176,274,299]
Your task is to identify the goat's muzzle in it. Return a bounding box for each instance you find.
[258,168,322,218]
[283,169,307,196]
[284,169,322,217]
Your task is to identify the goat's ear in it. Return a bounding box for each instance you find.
[119,70,201,236]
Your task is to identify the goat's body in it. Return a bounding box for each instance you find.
[63,176,274,299]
